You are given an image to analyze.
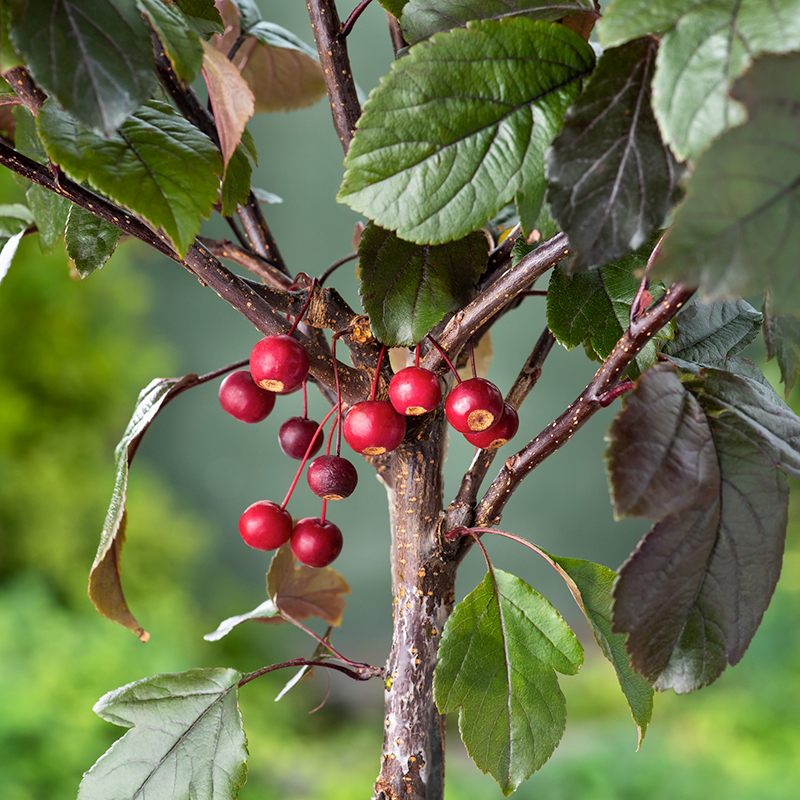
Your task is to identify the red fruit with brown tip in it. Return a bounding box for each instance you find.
[278,416,323,460]
[389,366,442,416]
[291,517,343,568]
[238,501,293,551]
[445,377,504,433]
[218,370,276,423]
[307,455,359,500]
[249,334,309,394]
[464,402,519,449]
[343,400,406,456]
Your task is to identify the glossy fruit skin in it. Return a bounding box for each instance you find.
[464,402,519,449]
[389,367,442,416]
[291,517,343,568]
[218,370,276,423]
[238,501,293,551]
[278,416,323,460]
[445,377,504,433]
[343,400,406,456]
[249,334,309,394]
[307,455,359,500]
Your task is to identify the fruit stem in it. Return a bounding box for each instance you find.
[318,251,358,286]
[469,337,477,379]
[281,403,340,509]
[320,498,328,523]
[414,344,420,368]
[286,276,317,336]
[370,345,386,401]
[426,335,461,383]
[302,379,309,419]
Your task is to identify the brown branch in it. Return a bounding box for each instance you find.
[151,37,290,275]
[0,141,371,404]
[2,66,46,113]
[307,0,362,152]
[199,237,292,289]
[420,232,570,375]
[446,327,556,529]
[387,10,407,56]
[472,282,696,528]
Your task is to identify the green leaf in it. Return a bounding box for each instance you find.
[220,147,252,217]
[78,668,248,800]
[214,1,326,113]
[0,202,33,239]
[546,37,684,268]
[338,18,594,245]
[358,223,489,346]
[434,569,582,795]
[0,225,27,285]
[660,298,762,366]
[546,242,673,377]
[251,186,283,205]
[653,53,800,312]
[401,0,594,44]
[763,296,800,396]
[89,375,199,640]
[652,0,800,161]
[607,363,797,691]
[230,0,261,30]
[65,205,122,278]
[379,0,409,19]
[8,0,156,136]
[13,105,70,252]
[535,551,653,744]
[37,98,222,258]
[598,0,699,47]
[176,0,225,37]
[138,0,204,85]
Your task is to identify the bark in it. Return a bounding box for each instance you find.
[373,412,458,800]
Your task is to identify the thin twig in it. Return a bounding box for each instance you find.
[239,658,383,688]
[342,0,373,37]
[472,283,696,528]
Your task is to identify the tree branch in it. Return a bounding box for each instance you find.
[472,282,696,528]
[446,327,556,529]
[151,37,290,275]
[420,232,570,375]
[0,141,371,404]
[307,0,362,152]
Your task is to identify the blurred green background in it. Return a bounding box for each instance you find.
[2,2,800,798]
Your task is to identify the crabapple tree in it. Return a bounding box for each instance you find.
[3,1,800,799]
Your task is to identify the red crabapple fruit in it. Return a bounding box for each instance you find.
[444,377,504,433]
[278,416,324,460]
[249,334,309,394]
[218,370,276,423]
[290,517,343,568]
[238,501,293,551]
[464,402,519,449]
[343,400,406,456]
[389,366,442,416]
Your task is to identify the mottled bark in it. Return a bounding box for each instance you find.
[373,412,458,800]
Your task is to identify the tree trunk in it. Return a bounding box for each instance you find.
[373,412,458,800]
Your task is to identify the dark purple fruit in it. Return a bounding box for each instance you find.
[307,455,359,500]
[278,416,324,460]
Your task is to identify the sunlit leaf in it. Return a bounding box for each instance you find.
[201,40,255,170]
[401,0,594,44]
[653,53,800,312]
[65,204,122,278]
[77,669,247,800]
[37,98,222,258]
[434,569,582,795]
[547,37,684,268]
[651,0,800,160]
[138,0,204,85]
[9,0,156,135]
[266,543,350,626]
[338,18,594,245]
[358,223,489,346]
[0,228,25,285]
[608,363,798,691]
[89,375,199,640]
[599,0,705,47]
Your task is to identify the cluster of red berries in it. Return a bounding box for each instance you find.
[218,332,519,569]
